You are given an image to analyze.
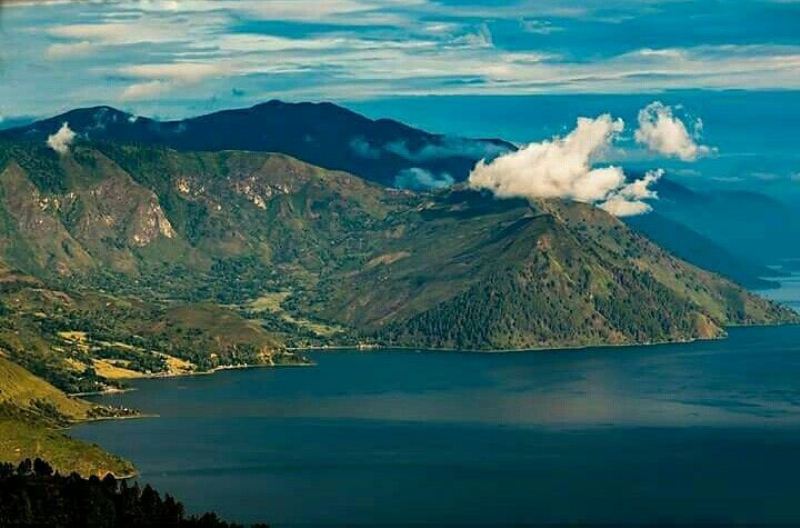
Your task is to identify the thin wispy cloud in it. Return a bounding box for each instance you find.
[0,0,798,118]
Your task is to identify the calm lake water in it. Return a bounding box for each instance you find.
[74,321,800,527]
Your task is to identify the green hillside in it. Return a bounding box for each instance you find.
[0,354,90,420]
[0,138,795,475]
[321,192,793,349]
[0,140,793,361]
[0,356,134,477]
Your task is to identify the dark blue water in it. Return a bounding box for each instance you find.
[74,322,800,527]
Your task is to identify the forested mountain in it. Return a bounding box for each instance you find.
[0,118,797,478]
[0,140,792,362]
[323,192,791,349]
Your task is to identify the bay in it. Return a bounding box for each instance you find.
[74,323,800,527]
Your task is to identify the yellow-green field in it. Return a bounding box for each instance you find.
[0,355,134,477]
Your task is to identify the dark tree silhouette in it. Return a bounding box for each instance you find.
[0,459,270,528]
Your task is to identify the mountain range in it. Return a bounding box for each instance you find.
[0,101,797,475]
[4,101,796,286]
[0,101,511,189]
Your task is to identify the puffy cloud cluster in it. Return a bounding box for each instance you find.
[394,168,454,191]
[46,122,76,154]
[468,114,661,217]
[599,169,663,217]
[634,102,711,161]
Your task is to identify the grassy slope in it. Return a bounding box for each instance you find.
[0,356,134,477]
[0,421,134,478]
[0,354,90,419]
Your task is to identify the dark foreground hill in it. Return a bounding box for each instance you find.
[0,459,268,527]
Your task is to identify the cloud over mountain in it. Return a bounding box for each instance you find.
[599,169,663,217]
[468,114,660,216]
[394,168,454,190]
[635,102,712,161]
[46,122,76,154]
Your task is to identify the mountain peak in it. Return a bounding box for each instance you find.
[1,100,511,187]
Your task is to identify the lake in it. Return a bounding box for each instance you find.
[74,319,800,527]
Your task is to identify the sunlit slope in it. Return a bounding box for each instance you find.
[322,191,796,349]
[0,141,795,354]
[0,356,134,477]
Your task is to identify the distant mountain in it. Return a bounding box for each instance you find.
[0,102,512,188]
[0,141,792,358]
[649,177,800,264]
[625,212,780,290]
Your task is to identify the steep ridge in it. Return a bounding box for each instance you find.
[0,102,512,188]
[0,141,792,359]
[4,102,792,286]
[648,178,800,264]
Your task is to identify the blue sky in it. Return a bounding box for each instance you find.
[1,0,799,121]
[1,0,799,194]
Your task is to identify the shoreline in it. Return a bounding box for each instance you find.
[291,322,800,355]
[66,322,800,483]
[73,322,800,400]
[69,359,314,397]
[289,332,719,355]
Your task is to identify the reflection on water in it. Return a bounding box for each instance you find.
[71,275,800,527]
[74,322,800,527]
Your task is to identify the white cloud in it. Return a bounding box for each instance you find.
[47,22,185,46]
[469,115,660,217]
[394,168,454,190]
[120,81,173,101]
[385,137,510,162]
[450,23,493,49]
[349,137,381,159]
[469,115,625,202]
[118,63,228,101]
[520,19,563,35]
[634,102,712,161]
[120,62,229,83]
[598,195,652,217]
[599,169,663,217]
[5,0,800,115]
[45,40,94,59]
[46,122,76,154]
